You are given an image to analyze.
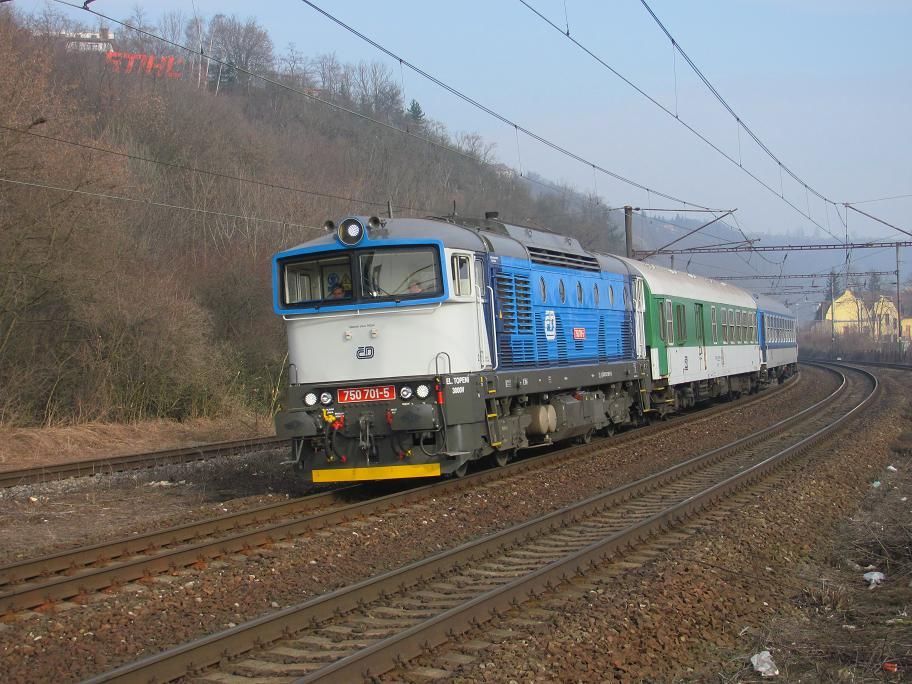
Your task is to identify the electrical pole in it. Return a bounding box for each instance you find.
[624,205,634,259]
[831,276,836,359]
[897,244,902,356]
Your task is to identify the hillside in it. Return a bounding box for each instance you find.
[0,8,623,426]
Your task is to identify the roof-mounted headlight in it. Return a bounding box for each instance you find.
[337,218,365,246]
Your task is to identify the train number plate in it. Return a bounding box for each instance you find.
[337,385,396,403]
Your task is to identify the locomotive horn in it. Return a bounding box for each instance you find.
[323,220,336,232]
[367,216,382,231]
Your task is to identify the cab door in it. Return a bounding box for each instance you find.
[473,257,493,369]
[632,277,646,359]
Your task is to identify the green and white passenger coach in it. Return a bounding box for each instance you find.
[619,258,797,410]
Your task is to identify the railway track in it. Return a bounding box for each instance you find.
[0,436,286,489]
[0,370,804,615]
[83,363,876,684]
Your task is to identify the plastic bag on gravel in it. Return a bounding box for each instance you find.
[750,650,779,677]
[863,571,886,588]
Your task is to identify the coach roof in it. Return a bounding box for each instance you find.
[617,256,757,308]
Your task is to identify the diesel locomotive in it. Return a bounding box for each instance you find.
[272,214,798,482]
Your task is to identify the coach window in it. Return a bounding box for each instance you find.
[451,254,471,296]
[559,279,566,304]
[674,303,687,344]
[576,281,583,305]
[711,306,718,343]
[664,300,674,342]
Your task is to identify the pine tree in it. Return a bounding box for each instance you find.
[407,99,425,125]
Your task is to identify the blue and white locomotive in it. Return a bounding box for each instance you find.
[272,214,797,482]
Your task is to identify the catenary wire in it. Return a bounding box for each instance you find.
[296,0,712,209]
[55,0,710,214]
[518,0,845,244]
[0,123,440,215]
[844,192,912,205]
[0,176,320,230]
[48,1,669,230]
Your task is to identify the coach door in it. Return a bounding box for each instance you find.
[694,303,707,371]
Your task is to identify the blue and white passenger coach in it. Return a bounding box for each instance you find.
[272,214,651,482]
[753,294,798,381]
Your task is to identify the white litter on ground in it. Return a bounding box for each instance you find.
[863,571,886,589]
[750,650,779,677]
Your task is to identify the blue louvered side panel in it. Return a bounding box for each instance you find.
[495,271,536,368]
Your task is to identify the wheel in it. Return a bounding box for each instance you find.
[574,428,594,445]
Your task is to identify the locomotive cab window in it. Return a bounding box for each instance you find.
[474,258,485,295]
[451,254,471,296]
[361,247,442,299]
[282,254,353,305]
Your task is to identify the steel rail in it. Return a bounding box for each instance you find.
[82,364,869,684]
[2,368,799,490]
[0,372,803,614]
[0,436,286,489]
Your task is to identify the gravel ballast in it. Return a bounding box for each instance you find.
[0,368,843,682]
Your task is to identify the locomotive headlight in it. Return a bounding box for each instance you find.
[304,392,318,407]
[415,384,430,399]
[399,386,413,400]
[337,218,365,246]
[320,391,333,405]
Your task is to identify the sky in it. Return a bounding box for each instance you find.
[15,0,912,303]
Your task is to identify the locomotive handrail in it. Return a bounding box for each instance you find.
[487,284,499,370]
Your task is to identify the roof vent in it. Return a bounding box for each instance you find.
[527,246,600,272]
[484,211,500,220]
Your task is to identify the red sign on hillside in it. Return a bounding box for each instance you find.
[105,52,184,79]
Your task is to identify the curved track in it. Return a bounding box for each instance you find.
[1,371,804,615]
[82,363,877,684]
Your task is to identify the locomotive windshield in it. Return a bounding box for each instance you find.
[281,245,441,307]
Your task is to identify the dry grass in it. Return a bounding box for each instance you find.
[0,412,273,470]
[762,442,912,680]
